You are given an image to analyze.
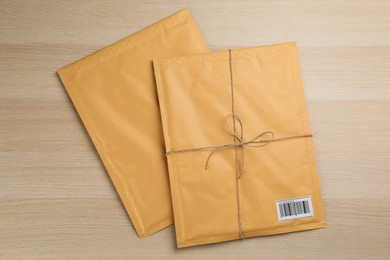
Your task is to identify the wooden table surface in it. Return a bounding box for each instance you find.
[1,1,389,259]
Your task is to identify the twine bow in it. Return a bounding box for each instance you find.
[165,49,312,240]
[205,114,275,178]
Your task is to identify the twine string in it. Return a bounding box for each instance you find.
[228,49,244,239]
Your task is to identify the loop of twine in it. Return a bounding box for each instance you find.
[165,49,312,240]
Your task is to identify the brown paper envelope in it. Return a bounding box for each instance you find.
[57,8,210,238]
[153,42,326,247]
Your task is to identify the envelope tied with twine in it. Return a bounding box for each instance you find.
[154,42,327,247]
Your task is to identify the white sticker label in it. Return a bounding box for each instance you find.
[276,196,314,221]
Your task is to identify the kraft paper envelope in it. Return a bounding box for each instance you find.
[57,8,209,238]
[153,42,326,247]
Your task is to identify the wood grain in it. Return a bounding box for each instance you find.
[1,0,389,259]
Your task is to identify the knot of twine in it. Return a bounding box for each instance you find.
[203,114,312,178]
[165,49,312,240]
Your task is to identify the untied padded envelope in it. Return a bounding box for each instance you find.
[57,8,209,238]
[153,42,327,247]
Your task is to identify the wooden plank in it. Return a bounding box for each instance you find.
[0,0,389,258]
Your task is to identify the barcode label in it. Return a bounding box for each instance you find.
[276,196,314,221]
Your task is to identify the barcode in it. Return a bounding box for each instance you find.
[276,196,314,221]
